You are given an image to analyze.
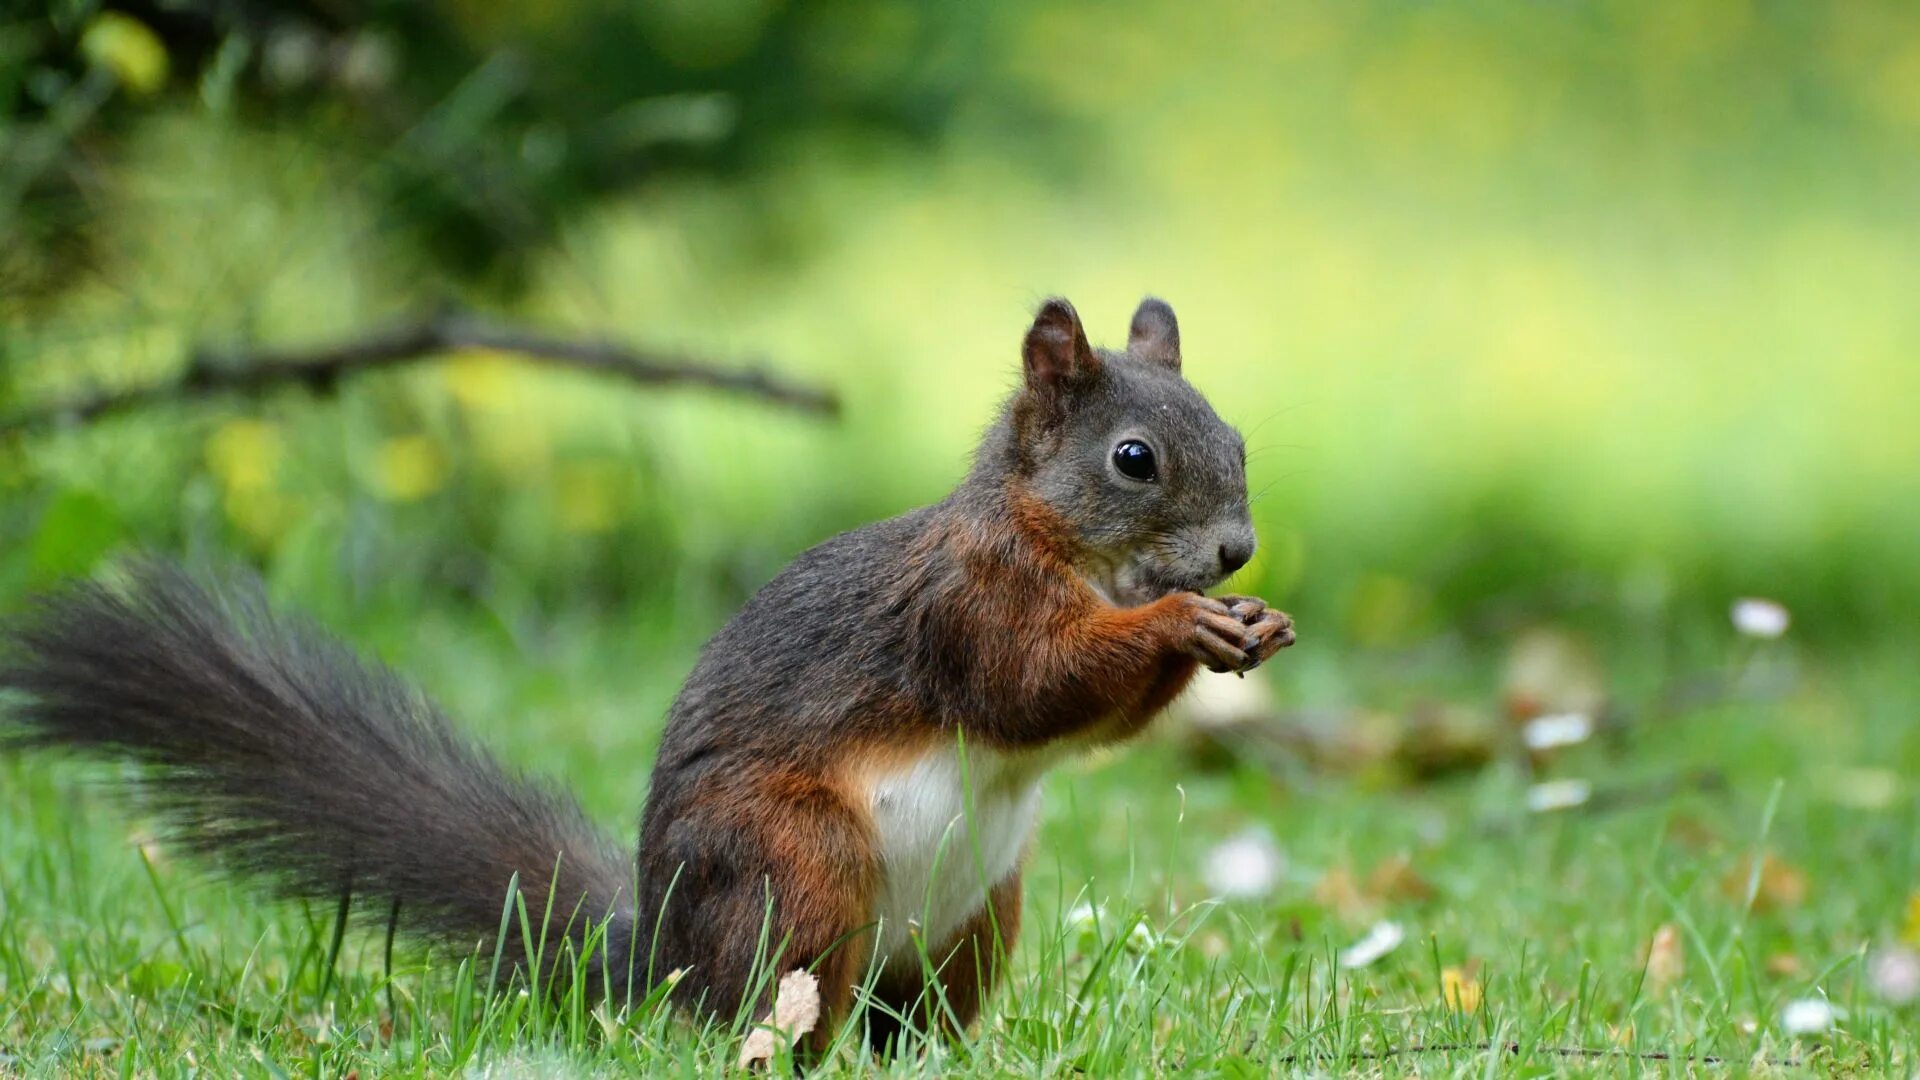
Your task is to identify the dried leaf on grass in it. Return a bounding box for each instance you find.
[1313,864,1370,921]
[1503,627,1606,722]
[1721,852,1808,912]
[1314,855,1439,922]
[1643,923,1683,990]
[1765,953,1803,978]
[1440,966,1482,1013]
[738,969,821,1069]
[1395,702,1497,780]
[1366,854,1437,904]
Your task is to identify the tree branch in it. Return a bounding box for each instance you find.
[0,314,839,433]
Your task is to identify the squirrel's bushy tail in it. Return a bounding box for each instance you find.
[0,557,637,992]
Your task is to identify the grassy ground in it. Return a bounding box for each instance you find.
[3,588,1916,1078]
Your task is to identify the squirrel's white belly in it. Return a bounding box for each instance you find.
[865,742,1051,972]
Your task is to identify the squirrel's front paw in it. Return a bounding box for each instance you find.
[1214,595,1296,671]
[1240,606,1295,667]
[1178,595,1253,673]
[1219,595,1267,622]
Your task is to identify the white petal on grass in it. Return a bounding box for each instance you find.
[1778,997,1836,1036]
[1731,597,1790,639]
[1526,778,1592,813]
[1870,946,1920,1005]
[1203,828,1285,899]
[1125,919,1159,952]
[1064,903,1099,935]
[1339,920,1405,969]
[1064,903,1159,954]
[1522,712,1594,751]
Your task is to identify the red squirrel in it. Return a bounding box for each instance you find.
[1,297,1294,1052]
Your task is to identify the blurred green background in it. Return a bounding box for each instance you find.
[7,0,1919,659]
[7,1,1919,649]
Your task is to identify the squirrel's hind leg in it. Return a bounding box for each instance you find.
[650,766,881,1057]
[863,870,1022,1053]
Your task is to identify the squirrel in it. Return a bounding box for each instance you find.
[0,296,1294,1053]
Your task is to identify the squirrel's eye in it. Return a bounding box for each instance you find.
[1113,440,1158,482]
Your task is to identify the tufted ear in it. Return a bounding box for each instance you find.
[1127,297,1181,371]
[1022,297,1101,398]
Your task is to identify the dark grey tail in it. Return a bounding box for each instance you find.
[0,557,636,992]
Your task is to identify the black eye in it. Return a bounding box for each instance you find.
[1112,439,1157,482]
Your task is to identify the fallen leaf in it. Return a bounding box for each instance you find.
[1440,966,1481,1013]
[1667,815,1722,851]
[1396,702,1496,780]
[1313,864,1373,922]
[1365,854,1437,904]
[1765,953,1803,978]
[1502,627,1606,722]
[738,969,821,1069]
[1722,853,1809,912]
[1644,923,1683,990]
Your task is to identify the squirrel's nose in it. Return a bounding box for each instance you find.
[1217,538,1255,576]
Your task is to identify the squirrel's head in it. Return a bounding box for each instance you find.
[1003,296,1255,605]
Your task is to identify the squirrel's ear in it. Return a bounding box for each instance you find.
[1022,298,1100,400]
[1127,297,1181,371]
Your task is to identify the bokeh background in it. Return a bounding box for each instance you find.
[9,0,1920,642]
[5,0,1920,1070]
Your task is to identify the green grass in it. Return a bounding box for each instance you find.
[3,592,1916,1077]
